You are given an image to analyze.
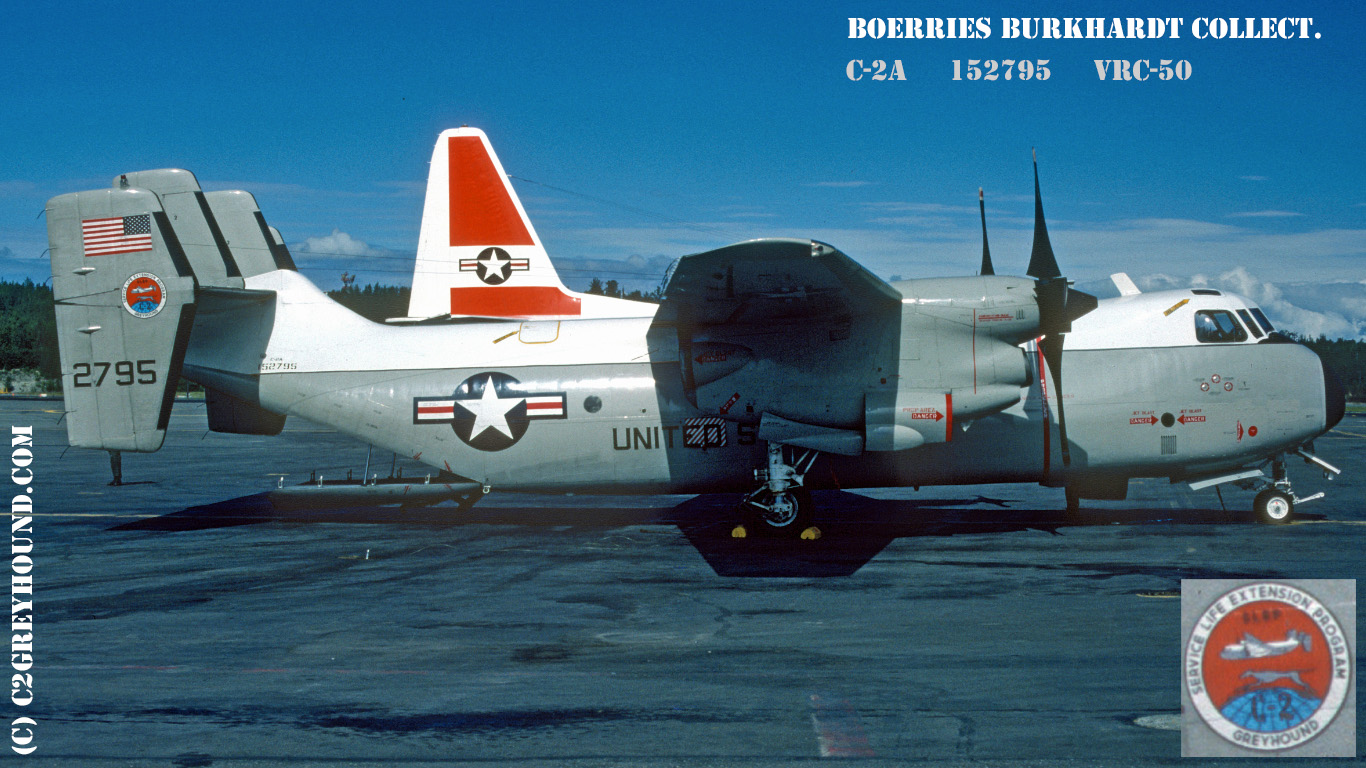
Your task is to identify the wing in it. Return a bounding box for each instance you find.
[653,239,903,445]
[655,238,901,326]
[1242,633,1272,657]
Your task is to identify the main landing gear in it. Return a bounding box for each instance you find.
[738,443,820,538]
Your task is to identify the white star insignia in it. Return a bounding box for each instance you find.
[456,375,521,440]
[479,250,512,281]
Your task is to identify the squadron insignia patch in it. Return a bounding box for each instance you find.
[121,272,167,318]
[413,372,565,452]
[1182,580,1355,757]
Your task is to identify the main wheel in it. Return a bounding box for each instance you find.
[743,487,813,536]
[1253,489,1294,525]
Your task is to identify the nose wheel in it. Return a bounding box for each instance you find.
[1253,488,1294,525]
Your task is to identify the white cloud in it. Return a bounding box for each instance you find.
[1227,210,1304,218]
[0,182,37,197]
[1133,268,1362,340]
[804,181,873,188]
[293,229,384,257]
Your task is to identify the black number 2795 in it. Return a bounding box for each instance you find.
[72,360,157,387]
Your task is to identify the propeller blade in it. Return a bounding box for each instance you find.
[1038,334,1072,468]
[1026,149,1061,280]
[978,188,994,276]
[1025,149,1092,469]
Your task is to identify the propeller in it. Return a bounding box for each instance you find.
[1026,150,1097,468]
[978,188,994,276]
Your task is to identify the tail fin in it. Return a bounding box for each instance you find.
[405,128,652,320]
[114,169,296,279]
[46,188,198,451]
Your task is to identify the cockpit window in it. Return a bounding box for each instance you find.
[1249,307,1275,334]
[1236,309,1265,339]
[1194,310,1249,343]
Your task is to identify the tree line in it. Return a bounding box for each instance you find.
[1,279,1362,401]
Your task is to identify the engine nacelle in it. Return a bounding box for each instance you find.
[865,383,1024,452]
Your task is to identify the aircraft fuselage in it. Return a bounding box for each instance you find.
[197,271,1336,497]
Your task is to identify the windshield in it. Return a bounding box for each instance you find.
[1194,310,1249,343]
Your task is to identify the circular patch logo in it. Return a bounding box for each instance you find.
[122,273,167,318]
[1185,583,1351,751]
[412,372,566,452]
[474,247,514,285]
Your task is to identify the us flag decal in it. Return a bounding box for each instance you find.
[82,214,153,256]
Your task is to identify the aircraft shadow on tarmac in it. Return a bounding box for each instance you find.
[112,489,1315,577]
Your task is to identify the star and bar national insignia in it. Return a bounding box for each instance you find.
[413,372,565,451]
[459,246,530,286]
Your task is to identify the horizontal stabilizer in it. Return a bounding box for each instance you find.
[409,128,577,319]
[407,127,653,320]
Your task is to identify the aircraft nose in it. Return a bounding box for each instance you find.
[1321,354,1346,431]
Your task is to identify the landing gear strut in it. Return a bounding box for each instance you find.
[1245,451,1338,525]
[741,443,818,536]
[1195,447,1340,525]
[108,450,122,486]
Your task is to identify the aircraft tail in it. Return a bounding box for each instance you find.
[47,171,299,450]
[46,187,199,451]
[405,128,652,321]
[1293,629,1312,653]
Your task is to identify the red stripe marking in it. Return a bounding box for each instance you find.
[525,402,560,411]
[416,406,454,415]
[450,286,582,317]
[85,244,153,257]
[945,392,952,442]
[447,136,534,247]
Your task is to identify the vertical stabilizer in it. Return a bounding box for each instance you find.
[46,188,198,451]
[204,189,298,275]
[406,128,653,320]
[114,169,245,289]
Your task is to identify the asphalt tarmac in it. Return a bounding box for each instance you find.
[7,399,1364,766]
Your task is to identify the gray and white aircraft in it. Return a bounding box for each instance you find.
[44,129,1346,535]
[1222,630,1314,660]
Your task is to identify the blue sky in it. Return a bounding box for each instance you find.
[3,1,1364,336]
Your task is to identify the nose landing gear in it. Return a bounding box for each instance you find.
[1247,449,1340,525]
